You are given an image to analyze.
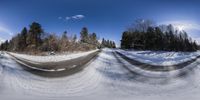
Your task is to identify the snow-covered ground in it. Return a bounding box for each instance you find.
[116,49,200,66]
[0,48,200,100]
[9,50,98,63]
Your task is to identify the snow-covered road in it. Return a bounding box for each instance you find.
[1,49,200,100]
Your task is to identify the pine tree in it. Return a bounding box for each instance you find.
[121,20,198,51]
[18,27,28,51]
[80,27,89,43]
[101,38,116,48]
[90,33,98,45]
[27,22,44,50]
[121,31,131,49]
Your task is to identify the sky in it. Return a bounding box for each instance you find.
[0,0,200,46]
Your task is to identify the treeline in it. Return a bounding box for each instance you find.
[0,22,100,54]
[101,38,116,48]
[121,19,198,51]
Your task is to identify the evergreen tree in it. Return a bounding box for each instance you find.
[101,38,116,48]
[18,27,28,51]
[27,22,44,50]
[91,33,97,43]
[80,27,89,43]
[121,20,199,51]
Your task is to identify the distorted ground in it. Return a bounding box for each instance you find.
[0,49,200,100]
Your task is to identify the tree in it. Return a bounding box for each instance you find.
[101,38,116,48]
[1,22,100,52]
[80,27,89,43]
[27,22,44,50]
[128,19,154,32]
[59,31,69,51]
[154,27,164,50]
[40,33,60,52]
[145,27,155,50]
[121,20,198,51]
[18,27,28,51]
[121,31,131,49]
[7,34,20,51]
[89,33,98,45]
[0,40,9,51]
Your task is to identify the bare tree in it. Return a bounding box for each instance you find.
[128,19,155,32]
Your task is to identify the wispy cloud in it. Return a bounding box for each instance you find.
[0,26,13,41]
[0,26,13,36]
[71,15,85,20]
[58,15,85,21]
[159,20,200,31]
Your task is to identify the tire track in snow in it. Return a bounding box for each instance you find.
[112,50,200,98]
[0,53,102,98]
[116,51,200,77]
[116,51,200,72]
[93,49,200,99]
[94,49,145,96]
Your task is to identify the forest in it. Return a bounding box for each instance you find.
[0,22,116,54]
[121,20,199,51]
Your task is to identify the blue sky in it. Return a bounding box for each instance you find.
[0,0,200,46]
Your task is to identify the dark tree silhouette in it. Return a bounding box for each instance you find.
[121,20,198,52]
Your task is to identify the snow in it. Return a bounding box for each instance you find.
[116,49,200,66]
[0,48,200,100]
[9,50,98,63]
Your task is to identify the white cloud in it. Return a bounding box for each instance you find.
[71,15,85,20]
[59,15,85,21]
[159,20,200,31]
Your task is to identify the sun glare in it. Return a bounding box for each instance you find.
[177,25,184,31]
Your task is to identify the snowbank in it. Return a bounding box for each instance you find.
[9,50,99,63]
[116,49,200,66]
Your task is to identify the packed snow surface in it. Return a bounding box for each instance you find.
[9,50,98,63]
[0,48,200,100]
[117,49,200,66]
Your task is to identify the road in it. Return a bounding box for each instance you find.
[0,49,200,100]
[116,51,200,72]
[8,50,100,77]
